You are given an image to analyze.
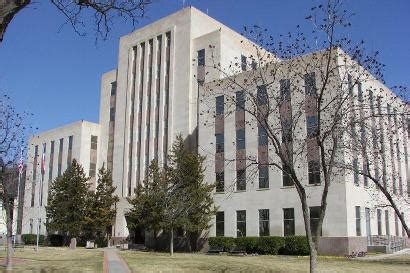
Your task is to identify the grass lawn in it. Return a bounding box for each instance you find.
[120,251,410,273]
[0,247,103,272]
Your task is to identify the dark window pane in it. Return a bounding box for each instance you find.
[91,135,98,150]
[237,169,246,191]
[306,115,318,138]
[257,85,268,106]
[216,172,224,192]
[110,107,116,121]
[310,206,322,236]
[236,91,245,111]
[283,208,295,236]
[216,211,224,237]
[89,163,96,177]
[258,126,268,146]
[241,55,247,71]
[237,210,246,237]
[308,161,320,185]
[215,133,224,153]
[304,72,316,96]
[198,49,205,66]
[216,95,224,115]
[236,128,246,150]
[110,81,117,96]
[280,79,291,102]
[282,165,293,186]
[259,165,269,189]
[355,206,361,236]
[377,209,382,235]
[281,120,292,143]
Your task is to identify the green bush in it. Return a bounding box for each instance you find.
[22,234,45,245]
[208,237,235,251]
[257,236,285,255]
[235,237,259,253]
[280,236,310,255]
[48,234,64,246]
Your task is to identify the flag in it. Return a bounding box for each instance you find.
[41,143,46,175]
[18,150,24,175]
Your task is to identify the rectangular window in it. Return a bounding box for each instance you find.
[306,116,318,138]
[89,163,96,177]
[251,59,257,70]
[49,140,54,181]
[402,213,405,237]
[91,135,98,150]
[29,219,33,234]
[57,164,62,177]
[216,95,224,116]
[236,169,246,191]
[258,126,268,146]
[215,172,224,192]
[257,85,268,106]
[283,208,295,236]
[236,91,245,111]
[282,165,293,187]
[216,212,224,237]
[237,210,246,237]
[355,206,361,236]
[110,107,115,121]
[68,135,73,150]
[280,79,291,102]
[197,49,205,66]
[308,160,320,185]
[258,165,269,189]
[215,133,224,153]
[33,145,38,180]
[58,138,63,177]
[110,81,117,96]
[395,213,399,236]
[310,206,322,236]
[377,209,382,235]
[385,210,390,236]
[241,54,247,71]
[236,128,246,150]
[259,209,270,236]
[304,72,316,96]
[281,120,292,143]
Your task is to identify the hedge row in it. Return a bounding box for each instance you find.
[21,234,45,245]
[208,236,309,255]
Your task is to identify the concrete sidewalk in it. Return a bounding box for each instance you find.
[103,248,131,273]
[358,248,410,261]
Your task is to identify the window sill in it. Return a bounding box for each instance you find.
[256,188,270,191]
[235,190,246,193]
[305,183,321,187]
[281,185,295,189]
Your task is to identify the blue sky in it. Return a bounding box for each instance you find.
[0,0,409,132]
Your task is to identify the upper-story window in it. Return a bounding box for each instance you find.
[257,85,268,106]
[110,81,117,96]
[198,49,205,66]
[216,95,224,116]
[280,79,291,102]
[236,91,245,111]
[91,135,98,150]
[241,54,247,71]
[236,128,246,150]
[306,115,318,138]
[308,160,320,185]
[215,133,224,153]
[110,107,115,121]
[304,72,316,96]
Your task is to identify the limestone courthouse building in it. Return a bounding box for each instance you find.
[22,7,409,255]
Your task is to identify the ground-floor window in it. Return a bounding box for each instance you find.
[377,209,382,235]
[385,210,390,236]
[216,211,224,237]
[259,209,269,236]
[309,206,322,236]
[237,210,246,237]
[283,208,295,236]
[355,206,361,236]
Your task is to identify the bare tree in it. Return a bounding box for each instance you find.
[0,94,30,271]
[0,0,152,43]
[198,1,402,272]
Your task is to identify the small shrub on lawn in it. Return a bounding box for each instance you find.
[280,236,310,255]
[208,237,235,251]
[48,234,64,246]
[22,234,45,245]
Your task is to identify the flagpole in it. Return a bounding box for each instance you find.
[13,171,21,246]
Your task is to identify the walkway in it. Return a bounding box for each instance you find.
[358,248,410,261]
[103,248,131,273]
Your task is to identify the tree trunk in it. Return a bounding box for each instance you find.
[310,246,318,273]
[169,228,174,256]
[0,0,31,43]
